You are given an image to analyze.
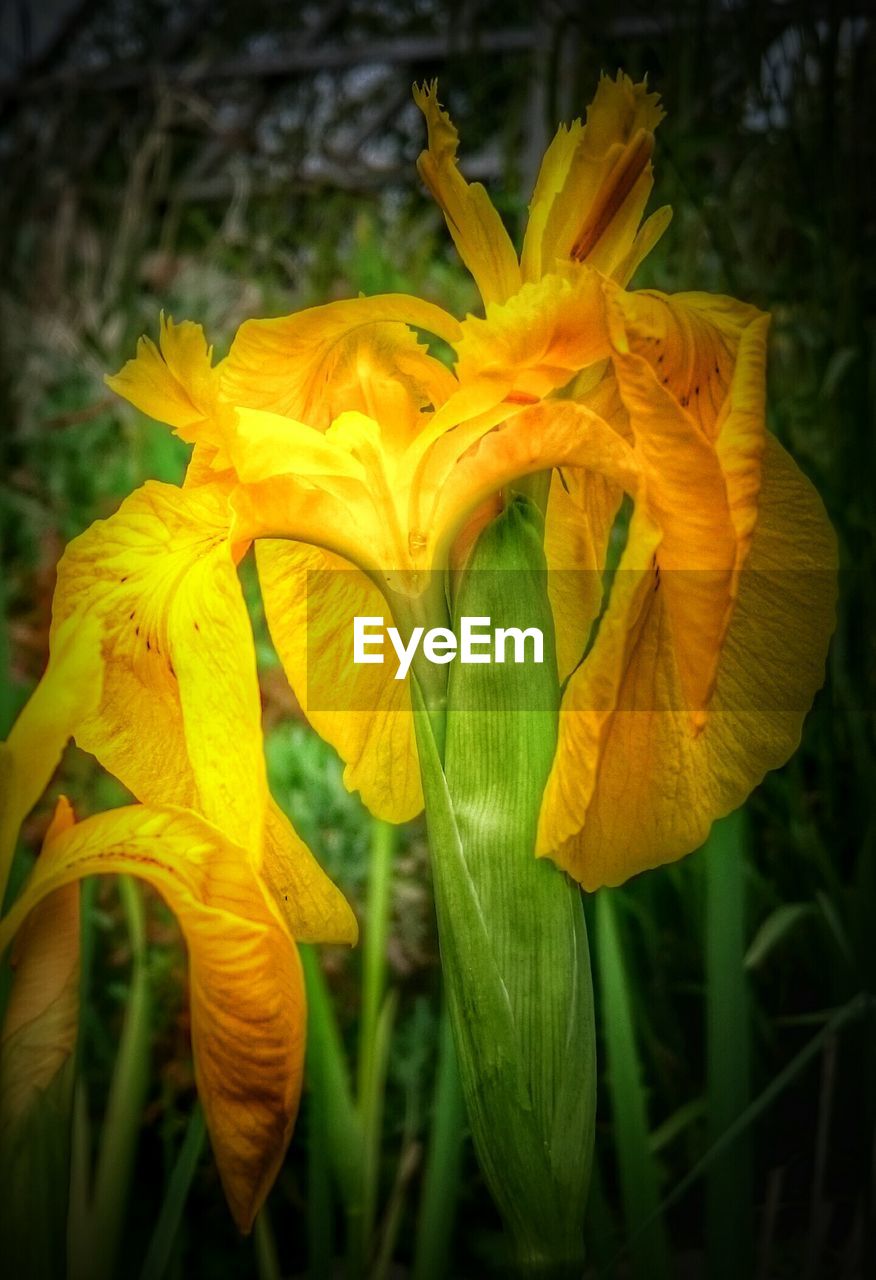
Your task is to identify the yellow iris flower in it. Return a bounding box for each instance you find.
[413,76,837,886]
[1,518,356,1233]
[2,71,837,1239]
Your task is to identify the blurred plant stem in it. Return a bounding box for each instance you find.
[71,876,151,1280]
[412,1002,465,1280]
[254,1206,281,1280]
[595,890,671,1280]
[358,818,397,1261]
[705,809,752,1280]
[302,810,400,1280]
[139,1103,206,1280]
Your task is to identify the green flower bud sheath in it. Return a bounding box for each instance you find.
[412,496,596,1277]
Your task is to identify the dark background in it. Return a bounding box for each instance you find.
[1,2,874,1277]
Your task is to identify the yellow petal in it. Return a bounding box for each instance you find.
[221,295,460,433]
[543,467,623,681]
[609,287,766,444]
[256,540,423,823]
[414,82,522,305]
[429,400,639,574]
[607,292,740,720]
[1,799,79,1129]
[105,314,221,444]
[521,72,665,282]
[453,271,609,401]
[231,407,370,486]
[0,803,306,1232]
[51,481,265,853]
[0,612,102,891]
[51,483,353,945]
[262,800,358,944]
[538,434,837,887]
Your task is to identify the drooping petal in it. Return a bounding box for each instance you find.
[521,72,665,283]
[50,481,354,944]
[105,314,224,447]
[0,612,102,891]
[414,82,522,306]
[221,295,460,437]
[256,540,423,823]
[538,434,837,888]
[543,467,623,682]
[428,401,639,576]
[0,803,306,1232]
[606,291,740,723]
[608,286,766,444]
[1,798,78,1129]
[51,481,265,852]
[263,800,358,944]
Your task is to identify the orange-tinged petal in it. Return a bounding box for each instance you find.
[221,295,460,434]
[106,314,221,443]
[0,803,305,1232]
[414,82,521,306]
[538,434,837,888]
[256,540,422,823]
[429,400,639,574]
[607,292,740,721]
[609,287,766,443]
[537,507,662,859]
[454,271,609,401]
[521,72,665,282]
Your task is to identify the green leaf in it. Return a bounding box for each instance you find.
[596,890,671,1280]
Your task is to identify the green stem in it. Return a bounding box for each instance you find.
[705,810,752,1280]
[412,1002,465,1280]
[595,891,671,1280]
[83,876,152,1280]
[254,1207,282,1280]
[139,1103,206,1280]
[358,820,395,1105]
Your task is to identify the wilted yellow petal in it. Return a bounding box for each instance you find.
[414,82,521,306]
[538,434,837,888]
[0,803,305,1233]
[256,540,423,823]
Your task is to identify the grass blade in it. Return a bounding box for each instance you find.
[705,809,752,1279]
[138,1103,206,1280]
[412,1003,465,1280]
[595,889,671,1280]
